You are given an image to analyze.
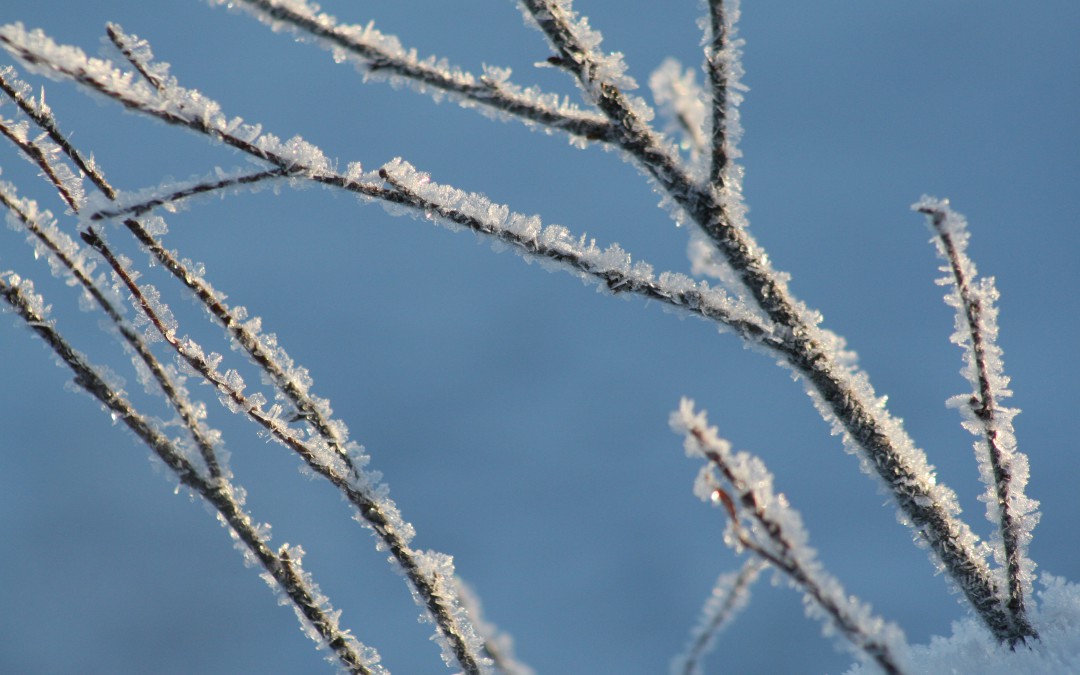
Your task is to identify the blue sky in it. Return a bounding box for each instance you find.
[1,2,1078,673]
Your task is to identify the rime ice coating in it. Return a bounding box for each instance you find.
[672,398,910,674]
[214,0,611,146]
[915,196,1040,641]
[672,557,764,675]
[0,23,491,672]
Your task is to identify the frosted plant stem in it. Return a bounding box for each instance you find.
[221,0,616,144]
[675,556,764,675]
[80,169,779,349]
[90,167,290,220]
[81,227,487,675]
[0,16,1028,647]
[706,0,731,187]
[0,37,488,668]
[0,117,80,210]
[916,199,1039,645]
[4,18,1011,641]
[0,276,382,675]
[0,185,229,478]
[105,23,164,92]
[514,0,1028,644]
[376,165,776,348]
[1,56,362,483]
[673,401,908,675]
[0,67,106,197]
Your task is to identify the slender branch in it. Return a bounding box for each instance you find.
[0,275,381,675]
[218,0,617,143]
[106,23,165,92]
[673,400,909,675]
[705,0,742,188]
[89,167,290,220]
[81,225,489,675]
[676,557,764,675]
[916,198,1039,644]
[90,159,778,350]
[0,117,81,210]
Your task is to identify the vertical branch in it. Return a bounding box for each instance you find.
[915,197,1039,644]
[706,0,731,187]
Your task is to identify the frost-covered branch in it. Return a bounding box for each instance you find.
[704,0,746,189]
[0,18,1019,641]
[649,58,707,161]
[77,155,778,348]
[89,166,290,220]
[1,33,492,671]
[506,2,1028,645]
[673,556,764,675]
[214,0,616,144]
[105,22,165,92]
[81,223,490,675]
[454,579,535,675]
[0,115,83,210]
[915,197,1040,644]
[0,273,382,675]
[672,399,909,675]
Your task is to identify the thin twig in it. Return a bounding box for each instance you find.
[89,167,291,220]
[676,557,764,675]
[706,0,730,187]
[674,401,908,675]
[917,199,1038,645]
[0,275,381,675]
[223,0,616,143]
[82,224,488,675]
[106,23,165,92]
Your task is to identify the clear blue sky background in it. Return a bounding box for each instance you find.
[1,2,1078,673]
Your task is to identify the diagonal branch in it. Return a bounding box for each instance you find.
[2,41,489,672]
[80,225,490,675]
[675,556,764,675]
[217,0,617,144]
[0,274,383,675]
[672,399,909,675]
[106,22,166,92]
